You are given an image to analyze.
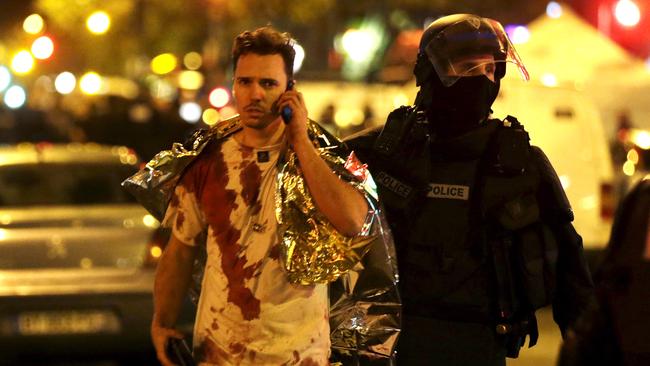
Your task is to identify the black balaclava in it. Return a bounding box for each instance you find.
[425,73,500,138]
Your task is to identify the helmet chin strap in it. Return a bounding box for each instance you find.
[413,53,434,112]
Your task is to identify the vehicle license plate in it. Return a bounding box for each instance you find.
[17,310,121,335]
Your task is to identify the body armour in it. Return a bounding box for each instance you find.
[345,110,594,342]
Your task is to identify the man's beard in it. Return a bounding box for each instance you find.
[241,103,278,130]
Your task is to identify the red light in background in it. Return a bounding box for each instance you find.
[209,87,230,108]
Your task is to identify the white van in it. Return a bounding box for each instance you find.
[492,79,615,250]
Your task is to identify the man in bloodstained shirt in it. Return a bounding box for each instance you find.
[150,26,370,366]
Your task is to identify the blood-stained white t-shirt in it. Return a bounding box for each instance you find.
[163,135,330,366]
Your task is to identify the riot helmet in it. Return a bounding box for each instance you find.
[415,14,529,87]
[412,15,529,137]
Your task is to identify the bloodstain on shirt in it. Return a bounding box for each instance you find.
[229,342,246,354]
[169,190,180,208]
[299,357,321,366]
[293,350,301,363]
[169,137,331,365]
[176,210,185,228]
[195,337,229,364]
[183,143,262,321]
[240,159,262,215]
[268,243,281,260]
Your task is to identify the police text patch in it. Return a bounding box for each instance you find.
[376,171,413,198]
[426,184,470,200]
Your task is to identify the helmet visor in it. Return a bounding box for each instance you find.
[424,17,529,86]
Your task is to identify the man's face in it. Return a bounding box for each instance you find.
[233,53,288,130]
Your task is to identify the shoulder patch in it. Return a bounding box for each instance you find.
[375,170,413,199]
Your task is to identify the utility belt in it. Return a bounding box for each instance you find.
[403,298,539,358]
[403,301,492,324]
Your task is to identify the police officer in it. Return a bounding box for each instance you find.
[345,14,594,365]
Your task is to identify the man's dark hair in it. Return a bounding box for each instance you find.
[232,26,295,79]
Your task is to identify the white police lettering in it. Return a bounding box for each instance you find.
[426,183,470,200]
[376,171,412,198]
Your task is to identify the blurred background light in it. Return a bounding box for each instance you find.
[292,41,305,74]
[0,66,11,92]
[392,93,409,109]
[148,77,177,102]
[546,2,563,19]
[23,14,45,34]
[4,85,27,109]
[79,72,102,95]
[338,17,387,81]
[142,214,159,228]
[541,73,558,87]
[31,36,55,60]
[103,77,139,99]
[35,75,54,93]
[86,11,111,35]
[630,130,650,149]
[202,108,220,125]
[55,72,76,94]
[11,50,35,74]
[179,102,202,123]
[151,53,177,75]
[342,29,377,62]
[614,0,641,27]
[178,70,204,90]
[208,87,230,108]
[505,25,530,44]
[627,149,639,164]
[149,246,162,259]
[559,175,571,190]
[622,160,635,176]
[183,52,203,70]
[334,107,364,127]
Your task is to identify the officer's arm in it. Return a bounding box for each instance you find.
[343,125,383,164]
[531,146,595,335]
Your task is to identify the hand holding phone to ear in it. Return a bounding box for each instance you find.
[277,79,310,146]
[281,79,295,124]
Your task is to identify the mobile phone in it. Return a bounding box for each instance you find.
[281,79,295,124]
[166,338,196,366]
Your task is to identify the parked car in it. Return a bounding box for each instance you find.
[0,142,191,363]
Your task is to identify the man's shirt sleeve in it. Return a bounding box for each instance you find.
[161,174,206,247]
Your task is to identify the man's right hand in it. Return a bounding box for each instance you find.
[151,322,185,366]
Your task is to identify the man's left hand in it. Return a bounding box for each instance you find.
[276,86,310,147]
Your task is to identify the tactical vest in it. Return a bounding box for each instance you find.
[369,112,558,323]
